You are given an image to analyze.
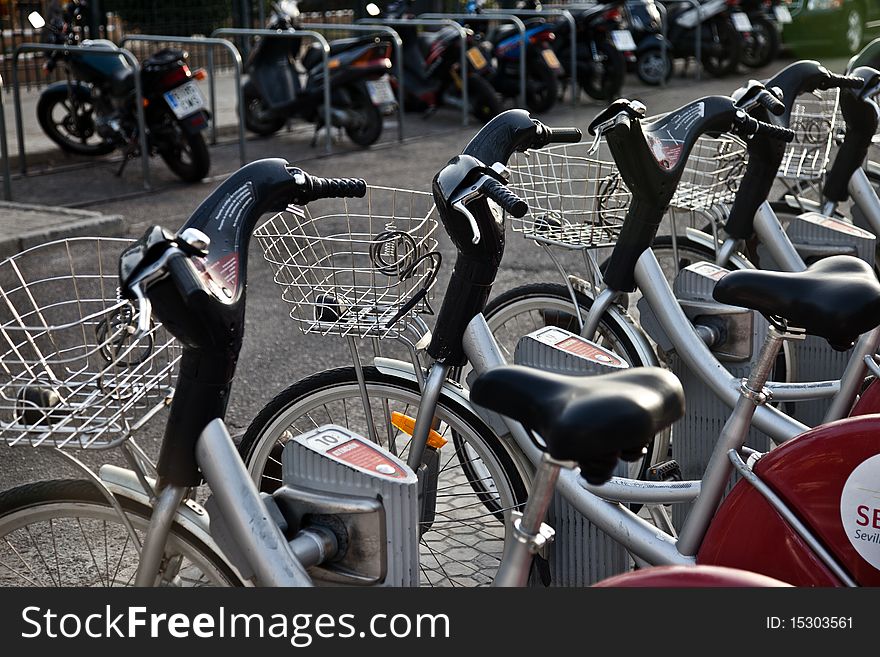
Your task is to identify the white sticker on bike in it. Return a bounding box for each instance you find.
[839,454,880,570]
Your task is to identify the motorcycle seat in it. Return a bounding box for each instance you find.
[713,255,880,349]
[417,30,445,56]
[470,365,684,482]
[301,35,383,70]
[578,3,617,22]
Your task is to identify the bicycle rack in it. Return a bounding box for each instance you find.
[300,23,405,142]
[359,17,470,127]
[212,27,333,154]
[421,12,527,109]
[12,43,151,189]
[484,7,578,105]
[0,74,11,200]
[119,34,247,166]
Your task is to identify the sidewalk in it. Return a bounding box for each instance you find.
[0,200,123,258]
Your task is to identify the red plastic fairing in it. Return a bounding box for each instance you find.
[594,565,790,587]
[849,378,880,417]
[699,415,880,586]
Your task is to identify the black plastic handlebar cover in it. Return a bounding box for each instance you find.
[462,109,540,165]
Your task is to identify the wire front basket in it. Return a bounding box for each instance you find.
[0,238,180,449]
[670,134,748,213]
[778,88,840,181]
[507,142,630,249]
[256,186,440,339]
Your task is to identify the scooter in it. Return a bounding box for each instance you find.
[243,0,394,146]
[659,0,746,77]
[739,0,787,68]
[465,0,563,113]
[626,0,674,85]
[31,2,211,182]
[368,0,503,123]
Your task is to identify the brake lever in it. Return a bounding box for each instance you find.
[452,193,483,245]
[129,283,153,340]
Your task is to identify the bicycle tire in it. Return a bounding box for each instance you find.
[0,479,241,587]
[239,366,528,588]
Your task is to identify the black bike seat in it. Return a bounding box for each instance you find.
[713,255,880,349]
[470,366,684,481]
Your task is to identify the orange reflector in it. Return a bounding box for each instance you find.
[192,68,207,81]
[142,98,150,107]
[391,412,447,449]
[328,58,341,70]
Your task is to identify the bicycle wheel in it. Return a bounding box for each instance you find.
[239,366,527,588]
[0,479,241,587]
[481,282,665,476]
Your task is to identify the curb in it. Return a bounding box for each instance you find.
[0,201,125,259]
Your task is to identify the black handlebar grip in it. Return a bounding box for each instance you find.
[758,90,785,117]
[545,126,582,144]
[482,178,528,218]
[756,120,796,143]
[308,177,367,202]
[826,73,864,90]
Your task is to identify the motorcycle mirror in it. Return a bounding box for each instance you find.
[366,3,381,16]
[27,11,45,29]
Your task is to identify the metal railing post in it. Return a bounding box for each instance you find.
[657,1,670,87]
[421,12,527,108]
[213,27,333,154]
[485,8,577,105]
[12,43,151,189]
[0,74,11,200]
[121,35,246,165]
[359,18,469,127]
[305,23,405,143]
[682,0,702,81]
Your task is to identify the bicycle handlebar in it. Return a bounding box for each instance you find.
[462,109,581,167]
[483,178,528,218]
[732,111,796,143]
[821,72,864,90]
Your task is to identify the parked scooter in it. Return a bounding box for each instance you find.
[243,0,394,146]
[626,0,674,85]
[739,0,788,68]
[368,0,503,122]
[465,0,562,113]
[659,0,745,77]
[31,1,211,182]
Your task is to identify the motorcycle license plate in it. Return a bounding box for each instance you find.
[774,5,792,23]
[732,12,753,32]
[610,30,637,51]
[541,48,562,71]
[467,46,488,71]
[164,81,206,119]
[366,76,396,107]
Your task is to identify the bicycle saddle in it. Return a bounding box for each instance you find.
[713,255,880,350]
[470,365,684,483]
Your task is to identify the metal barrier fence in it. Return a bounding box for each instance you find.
[421,12,527,108]
[11,43,151,189]
[358,17,470,127]
[119,34,246,165]
[212,27,333,154]
[0,73,11,200]
[484,7,578,104]
[300,23,405,143]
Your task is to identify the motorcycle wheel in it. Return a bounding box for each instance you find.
[525,55,558,113]
[343,84,383,147]
[36,85,115,156]
[635,45,674,86]
[243,84,287,137]
[740,16,779,68]
[700,19,741,77]
[158,122,210,183]
[579,41,625,102]
[467,74,503,123]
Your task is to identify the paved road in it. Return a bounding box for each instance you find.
[0,57,847,493]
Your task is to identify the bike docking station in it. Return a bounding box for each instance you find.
[420,12,528,109]
[0,74,11,200]
[119,34,247,167]
[484,7,578,104]
[212,27,334,154]
[11,43,151,190]
[300,23,406,143]
[358,16,472,127]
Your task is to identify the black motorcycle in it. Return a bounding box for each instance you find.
[658,0,744,77]
[739,0,785,68]
[32,1,211,183]
[243,0,393,146]
[626,0,674,85]
[369,0,503,123]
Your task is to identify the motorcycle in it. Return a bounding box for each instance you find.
[739,0,788,68]
[31,1,211,183]
[659,0,747,77]
[466,0,563,113]
[243,0,394,146]
[626,0,674,85]
[368,0,503,123]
